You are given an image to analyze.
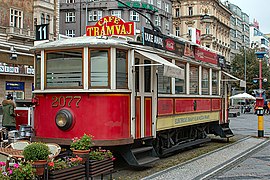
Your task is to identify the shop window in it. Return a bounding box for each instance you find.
[46,50,83,88]
[90,50,109,87]
[116,50,128,89]
[175,62,185,94]
[202,68,209,95]
[189,66,198,94]
[158,66,171,94]
[212,70,219,95]
[144,60,151,92]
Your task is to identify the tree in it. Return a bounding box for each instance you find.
[231,48,270,97]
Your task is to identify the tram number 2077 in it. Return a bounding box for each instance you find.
[51,96,82,108]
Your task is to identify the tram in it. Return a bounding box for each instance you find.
[31,26,243,166]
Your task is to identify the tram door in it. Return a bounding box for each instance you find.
[134,58,157,139]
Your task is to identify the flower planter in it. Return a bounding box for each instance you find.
[49,164,85,180]
[32,160,47,176]
[89,158,113,178]
[72,149,90,163]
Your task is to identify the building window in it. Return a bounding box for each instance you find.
[41,13,45,24]
[148,0,153,5]
[189,66,199,94]
[175,62,185,94]
[46,50,83,88]
[165,20,169,30]
[130,11,139,21]
[46,15,50,24]
[175,8,180,17]
[66,0,75,3]
[202,68,209,95]
[66,12,75,22]
[206,25,210,34]
[116,50,128,89]
[155,15,161,27]
[157,0,161,9]
[111,10,121,18]
[175,26,180,36]
[188,7,193,16]
[90,50,109,87]
[145,13,151,24]
[212,70,218,95]
[66,30,75,37]
[165,3,169,13]
[89,10,102,21]
[10,9,23,28]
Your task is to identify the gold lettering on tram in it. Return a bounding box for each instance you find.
[51,96,82,108]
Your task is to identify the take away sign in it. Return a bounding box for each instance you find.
[86,16,135,36]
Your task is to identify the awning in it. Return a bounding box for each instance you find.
[222,71,246,87]
[135,50,184,79]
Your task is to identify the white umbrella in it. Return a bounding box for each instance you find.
[229,93,256,100]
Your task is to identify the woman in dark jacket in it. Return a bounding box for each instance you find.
[1,94,16,131]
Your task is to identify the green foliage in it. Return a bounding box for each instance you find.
[9,162,35,180]
[89,147,113,161]
[70,134,93,150]
[23,142,50,161]
[48,156,83,171]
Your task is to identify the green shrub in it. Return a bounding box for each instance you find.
[23,142,50,161]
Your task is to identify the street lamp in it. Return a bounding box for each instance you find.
[255,51,267,137]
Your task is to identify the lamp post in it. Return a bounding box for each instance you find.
[255,51,266,137]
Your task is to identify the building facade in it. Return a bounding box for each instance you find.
[0,0,35,103]
[172,0,231,65]
[59,0,173,38]
[224,1,250,62]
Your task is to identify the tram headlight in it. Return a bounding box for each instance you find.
[55,109,73,131]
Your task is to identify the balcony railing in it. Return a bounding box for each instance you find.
[6,26,35,39]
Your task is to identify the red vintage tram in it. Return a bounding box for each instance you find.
[31,33,243,166]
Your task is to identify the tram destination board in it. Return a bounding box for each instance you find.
[35,24,49,41]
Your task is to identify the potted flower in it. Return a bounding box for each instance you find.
[23,142,50,176]
[70,134,94,162]
[0,161,35,179]
[48,156,85,179]
[88,147,115,178]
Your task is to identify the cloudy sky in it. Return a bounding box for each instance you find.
[224,0,270,33]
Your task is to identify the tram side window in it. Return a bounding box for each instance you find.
[202,68,209,95]
[35,52,41,89]
[158,66,171,94]
[175,62,185,94]
[144,60,151,92]
[189,66,199,94]
[116,50,128,89]
[212,70,219,95]
[46,50,83,88]
[135,58,139,92]
[90,50,109,87]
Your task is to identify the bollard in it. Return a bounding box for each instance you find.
[257,107,264,137]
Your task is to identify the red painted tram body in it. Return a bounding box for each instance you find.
[32,35,242,166]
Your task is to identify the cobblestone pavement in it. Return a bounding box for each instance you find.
[142,113,270,180]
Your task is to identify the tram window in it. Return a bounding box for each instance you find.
[144,60,151,92]
[116,50,128,89]
[202,68,209,95]
[158,66,171,94]
[189,66,199,95]
[35,52,41,89]
[175,62,185,94]
[212,70,219,95]
[135,58,139,92]
[90,50,109,87]
[46,50,83,88]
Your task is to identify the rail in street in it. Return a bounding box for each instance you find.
[142,136,269,180]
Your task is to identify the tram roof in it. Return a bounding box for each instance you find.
[32,36,130,50]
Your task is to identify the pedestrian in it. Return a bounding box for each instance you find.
[1,94,17,132]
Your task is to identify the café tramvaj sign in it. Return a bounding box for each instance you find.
[86,16,135,36]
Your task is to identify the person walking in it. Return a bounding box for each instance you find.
[2,94,17,131]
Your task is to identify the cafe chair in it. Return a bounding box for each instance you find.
[5,140,31,150]
[47,143,61,160]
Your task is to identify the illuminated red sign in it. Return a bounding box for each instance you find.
[195,47,217,65]
[86,16,135,36]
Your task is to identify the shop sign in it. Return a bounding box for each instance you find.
[86,16,135,36]
[6,82,25,91]
[118,2,158,12]
[142,27,185,56]
[194,47,217,65]
[0,65,33,75]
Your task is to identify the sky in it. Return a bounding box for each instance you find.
[224,0,270,33]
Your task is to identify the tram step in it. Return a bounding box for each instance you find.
[137,156,160,166]
[213,124,234,139]
[131,146,153,154]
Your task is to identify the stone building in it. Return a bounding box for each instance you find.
[0,0,35,103]
[59,0,173,38]
[172,0,231,66]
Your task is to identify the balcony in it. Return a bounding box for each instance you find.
[6,26,35,40]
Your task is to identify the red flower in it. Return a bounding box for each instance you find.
[48,162,54,167]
